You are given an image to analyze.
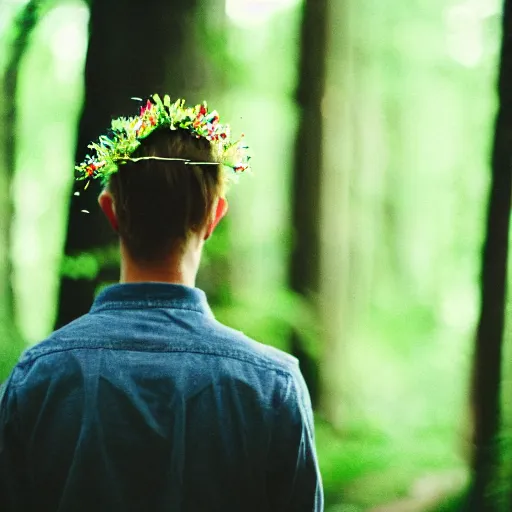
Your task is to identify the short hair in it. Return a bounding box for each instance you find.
[107,128,225,263]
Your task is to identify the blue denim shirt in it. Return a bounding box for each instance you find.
[0,283,323,511]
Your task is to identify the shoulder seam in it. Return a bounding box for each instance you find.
[17,341,296,381]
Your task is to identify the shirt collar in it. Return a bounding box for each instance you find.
[90,282,213,317]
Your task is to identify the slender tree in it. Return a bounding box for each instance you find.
[55,0,202,329]
[470,0,512,508]
[0,0,42,378]
[288,0,329,407]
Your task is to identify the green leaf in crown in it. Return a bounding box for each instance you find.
[75,94,251,188]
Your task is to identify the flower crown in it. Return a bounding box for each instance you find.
[75,94,251,187]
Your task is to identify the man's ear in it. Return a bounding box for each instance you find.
[204,197,228,241]
[98,189,118,232]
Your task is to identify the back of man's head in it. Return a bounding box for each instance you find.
[108,128,225,263]
[76,95,249,268]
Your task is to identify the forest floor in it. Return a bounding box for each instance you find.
[321,469,466,512]
[317,417,468,511]
[366,469,467,511]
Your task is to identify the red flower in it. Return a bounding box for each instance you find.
[199,104,207,116]
[140,99,152,116]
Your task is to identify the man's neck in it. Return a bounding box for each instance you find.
[119,240,202,288]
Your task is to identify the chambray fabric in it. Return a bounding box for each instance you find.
[0,283,323,512]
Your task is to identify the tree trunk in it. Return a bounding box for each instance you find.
[0,0,41,378]
[470,0,512,508]
[55,0,201,329]
[289,0,328,408]
[316,0,355,429]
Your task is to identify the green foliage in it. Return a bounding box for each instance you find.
[213,287,320,356]
[427,493,468,512]
[1,0,510,509]
[316,417,468,509]
[60,244,119,280]
[76,94,250,184]
[195,1,302,95]
[0,320,25,384]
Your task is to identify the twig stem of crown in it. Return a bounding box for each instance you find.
[75,94,251,189]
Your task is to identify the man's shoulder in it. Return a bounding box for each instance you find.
[15,311,300,379]
[207,318,299,374]
[16,314,92,368]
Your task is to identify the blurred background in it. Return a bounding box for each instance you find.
[0,0,511,510]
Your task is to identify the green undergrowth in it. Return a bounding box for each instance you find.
[315,417,468,510]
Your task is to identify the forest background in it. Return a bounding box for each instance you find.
[1,0,511,510]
